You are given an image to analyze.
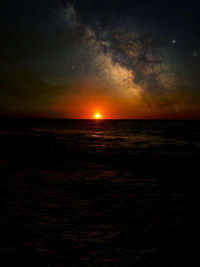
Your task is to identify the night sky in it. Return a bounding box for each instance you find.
[1,0,200,119]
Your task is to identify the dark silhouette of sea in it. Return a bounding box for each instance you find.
[0,119,200,266]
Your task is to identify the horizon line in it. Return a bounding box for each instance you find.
[0,116,200,121]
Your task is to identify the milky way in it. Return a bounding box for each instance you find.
[1,0,200,118]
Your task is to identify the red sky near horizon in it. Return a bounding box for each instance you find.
[1,2,200,120]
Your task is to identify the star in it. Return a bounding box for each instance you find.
[193,50,198,57]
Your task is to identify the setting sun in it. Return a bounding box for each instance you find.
[94,113,101,119]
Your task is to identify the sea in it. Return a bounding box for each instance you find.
[0,119,200,266]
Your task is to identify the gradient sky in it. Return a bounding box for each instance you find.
[1,0,200,119]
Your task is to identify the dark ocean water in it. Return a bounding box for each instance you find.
[0,119,200,266]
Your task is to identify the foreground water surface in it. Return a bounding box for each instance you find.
[0,119,200,266]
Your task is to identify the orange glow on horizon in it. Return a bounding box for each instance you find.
[94,113,102,119]
[51,80,200,120]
